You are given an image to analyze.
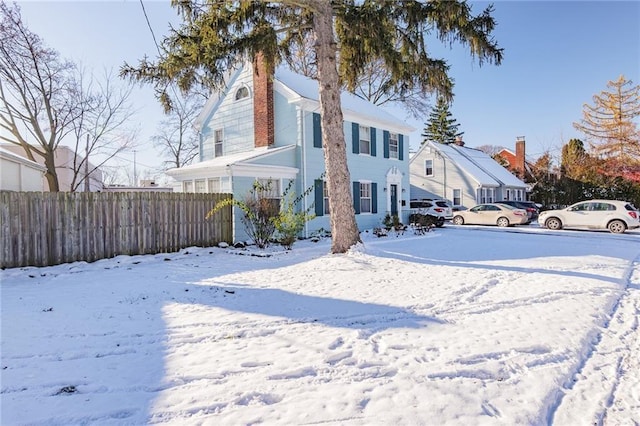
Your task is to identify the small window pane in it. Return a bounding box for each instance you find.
[389,133,399,159]
[425,160,433,176]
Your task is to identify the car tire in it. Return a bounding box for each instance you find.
[608,220,626,234]
[436,217,445,227]
[545,217,562,230]
[497,217,510,227]
[453,215,464,225]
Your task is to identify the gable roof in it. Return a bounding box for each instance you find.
[194,62,414,134]
[273,67,414,133]
[413,142,527,188]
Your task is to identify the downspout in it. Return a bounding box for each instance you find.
[298,107,308,238]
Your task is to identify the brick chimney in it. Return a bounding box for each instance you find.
[453,136,465,147]
[515,136,526,176]
[253,52,275,148]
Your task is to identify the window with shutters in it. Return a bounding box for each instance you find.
[360,182,372,213]
[323,181,330,215]
[389,133,399,159]
[359,125,370,155]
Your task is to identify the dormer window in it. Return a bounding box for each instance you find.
[235,86,250,100]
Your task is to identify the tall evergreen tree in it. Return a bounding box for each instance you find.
[121,0,503,253]
[421,97,464,144]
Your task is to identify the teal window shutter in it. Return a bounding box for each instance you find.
[313,113,322,148]
[370,127,377,157]
[352,181,360,214]
[314,179,324,216]
[352,123,359,154]
[383,131,390,158]
[371,182,378,214]
[399,134,404,161]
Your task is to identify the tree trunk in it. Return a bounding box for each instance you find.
[43,153,59,192]
[312,1,361,253]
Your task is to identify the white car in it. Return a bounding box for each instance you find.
[409,199,453,227]
[538,200,639,234]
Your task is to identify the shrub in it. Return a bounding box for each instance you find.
[206,179,315,249]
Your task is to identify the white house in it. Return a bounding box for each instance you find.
[410,139,529,209]
[166,57,414,243]
[0,144,104,192]
[0,147,46,191]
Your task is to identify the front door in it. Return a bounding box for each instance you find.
[390,184,398,216]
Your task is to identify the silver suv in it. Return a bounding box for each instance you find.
[409,199,453,226]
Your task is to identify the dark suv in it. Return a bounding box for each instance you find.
[497,201,540,223]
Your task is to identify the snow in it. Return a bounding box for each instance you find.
[429,142,526,188]
[2,225,639,425]
[275,67,413,132]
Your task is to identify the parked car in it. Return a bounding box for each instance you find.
[538,200,639,234]
[452,203,529,227]
[496,200,540,223]
[409,199,453,227]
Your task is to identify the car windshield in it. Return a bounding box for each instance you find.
[498,203,517,210]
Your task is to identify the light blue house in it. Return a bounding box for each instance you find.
[167,59,414,243]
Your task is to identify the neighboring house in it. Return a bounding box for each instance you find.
[0,144,104,192]
[410,139,529,209]
[0,147,47,191]
[166,57,414,243]
[496,136,534,181]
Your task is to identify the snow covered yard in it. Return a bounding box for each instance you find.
[1,226,639,425]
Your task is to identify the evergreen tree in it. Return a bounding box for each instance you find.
[421,97,464,144]
[121,0,503,253]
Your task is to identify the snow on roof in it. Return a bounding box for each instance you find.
[457,145,528,188]
[0,146,46,170]
[166,145,296,176]
[433,142,500,187]
[429,142,527,188]
[275,67,414,133]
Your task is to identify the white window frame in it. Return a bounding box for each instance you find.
[323,181,330,215]
[235,86,250,101]
[195,179,207,193]
[453,189,461,206]
[359,125,371,155]
[183,181,194,193]
[214,129,223,157]
[425,159,434,177]
[389,133,399,159]
[360,182,372,213]
[208,178,221,193]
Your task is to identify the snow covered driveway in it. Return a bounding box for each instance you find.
[1,227,639,425]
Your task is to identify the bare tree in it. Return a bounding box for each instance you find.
[68,67,139,191]
[152,91,202,170]
[0,2,78,191]
[0,3,137,192]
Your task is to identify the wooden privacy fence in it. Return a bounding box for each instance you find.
[0,191,233,269]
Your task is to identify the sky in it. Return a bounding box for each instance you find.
[2,225,640,424]
[12,1,640,182]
